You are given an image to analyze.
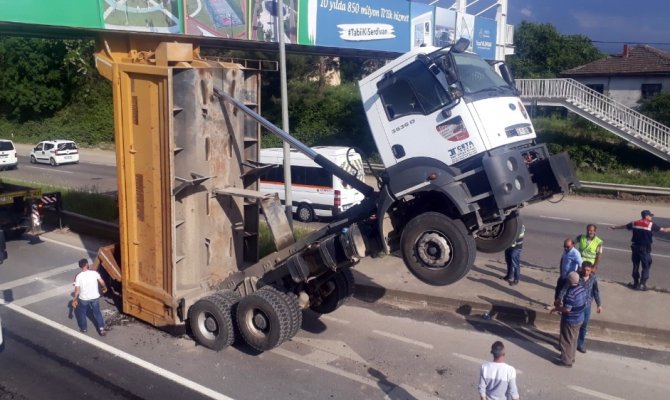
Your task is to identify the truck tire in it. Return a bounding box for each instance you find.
[400,212,475,286]
[475,213,522,253]
[259,286,302,339]
[296,203,314,223]
[310,268,355,314]
[237,289,293,351]
[189,295,235,351]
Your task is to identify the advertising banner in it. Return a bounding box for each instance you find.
[473,16,497,60]
[185,0,249,38]
[433,6,456,48]
[248,0,298,43]
[0,0,103,28]
[409,2,433,49]
[298,0,410,52]
[102,0,183,33]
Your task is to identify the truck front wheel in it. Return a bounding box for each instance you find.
[400,212,475,286]
[475,213,522,253]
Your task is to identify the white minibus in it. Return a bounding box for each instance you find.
[260,147,366,222]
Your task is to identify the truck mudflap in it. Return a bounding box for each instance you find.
[528,151,580,198]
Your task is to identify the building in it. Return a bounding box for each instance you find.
[560,45,670,108]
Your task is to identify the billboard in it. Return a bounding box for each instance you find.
[0,1,500,59]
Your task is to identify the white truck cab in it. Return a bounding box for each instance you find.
[359,39,578,282]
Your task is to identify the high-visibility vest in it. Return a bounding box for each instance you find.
[579,234,602,264]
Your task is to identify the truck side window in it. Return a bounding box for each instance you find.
[377,61,450,121]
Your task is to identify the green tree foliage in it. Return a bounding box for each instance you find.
[638,92,670,127]
[509,21,603,78]
[0,38,69,121]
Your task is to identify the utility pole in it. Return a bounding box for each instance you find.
[278,0,293,225]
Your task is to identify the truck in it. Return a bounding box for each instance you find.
[92,35,577,353]
[0,180,49,239]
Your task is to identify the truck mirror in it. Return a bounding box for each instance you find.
[498,63,515,87]
[452,38,470,53]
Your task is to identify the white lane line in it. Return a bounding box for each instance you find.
[272,348,438,399]
[0,263,77,291]
[320,315,351,324]
[0,301,235,400]
[452,352,523,374]
[539,215,573,221]
[596,222,614,227]
[372,330,434,349]
[604,246,670,259]
[39,236,98,255]
[22,165,74,174]
[13,284,73,306]
[568,385,625,400]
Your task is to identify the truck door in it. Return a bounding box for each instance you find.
[374,61,486,167]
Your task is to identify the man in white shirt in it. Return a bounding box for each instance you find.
[73,258,108,336]
[479,341,520,400]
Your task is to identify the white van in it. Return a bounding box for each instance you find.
[260,147,366,222]
[0,139,18,170]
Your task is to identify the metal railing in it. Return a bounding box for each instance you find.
[517,78,670,155]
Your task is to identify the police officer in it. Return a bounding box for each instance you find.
[576,224,603,272]
[611,210,670,291]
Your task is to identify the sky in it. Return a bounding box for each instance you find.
[416,0,670,53]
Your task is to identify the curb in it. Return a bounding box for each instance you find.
[353,283,670,348]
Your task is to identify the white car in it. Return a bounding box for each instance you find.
[30,140,80,166]
[0,139,18,170]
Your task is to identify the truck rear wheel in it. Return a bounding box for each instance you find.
[475,213,522,253]
[237,289,293,351]
[310,269,355,314]
[189,295,235,351]
[400,212,475,286]
[259,286,302,338]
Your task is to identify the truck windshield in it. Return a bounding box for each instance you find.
[451,53,514,97]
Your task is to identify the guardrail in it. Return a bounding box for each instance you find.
[363,165,669,196]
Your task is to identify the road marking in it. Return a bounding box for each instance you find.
[0,263,77,291]
[539,215,573,221]
[0,301,235,400]
[290,337,367,363]
[272,348,439,400]
[39,236,98,255]
[22,165,74,174]
[452,352,523,374]
[372,330,434,349]
[603,246,670,259]
[320,315,351,324]
[568,385,625,400]
[13,284,73,306]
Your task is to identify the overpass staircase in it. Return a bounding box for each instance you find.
[517,78,670,162]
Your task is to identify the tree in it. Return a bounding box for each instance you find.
[508,21,603,78]
[639,92,670,127]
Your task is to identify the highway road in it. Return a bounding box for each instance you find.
[0,231,668,399]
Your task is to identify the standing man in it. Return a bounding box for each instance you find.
[554,239,582,301]
[478,341,520,400]
[73,258,108,336]
[611,210,670,291]
[551,271,586,367]
[576,224,603,272]
[504,225,525,286]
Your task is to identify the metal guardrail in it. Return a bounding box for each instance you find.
[364,164,669,196]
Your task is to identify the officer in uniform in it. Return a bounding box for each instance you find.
[575,224,603,272]
[611,210,670,291]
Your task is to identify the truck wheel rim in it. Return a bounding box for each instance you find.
[198,312,219,340]
[416,231,452,268]
[251,310,270,332]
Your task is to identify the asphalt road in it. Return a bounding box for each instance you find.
[0,232,668,400]
[1,154,117,194]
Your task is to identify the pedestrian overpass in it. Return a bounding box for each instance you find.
[517,78,670,162]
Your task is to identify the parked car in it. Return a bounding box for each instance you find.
[0,139,18,170]
[30,140,80,166]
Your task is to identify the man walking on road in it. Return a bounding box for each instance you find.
[576,224,603,272]
[478,341,520,400]
[73,258,108,336]
[504,224,525,286]
[551,271,587,367]
[611,210,670,291]
[554,239,582,301]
